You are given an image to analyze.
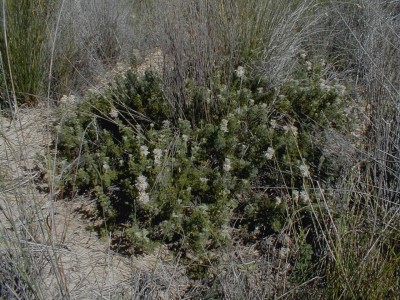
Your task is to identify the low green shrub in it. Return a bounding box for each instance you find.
[57,58,349,260]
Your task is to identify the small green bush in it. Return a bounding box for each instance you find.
[57,58,349,258]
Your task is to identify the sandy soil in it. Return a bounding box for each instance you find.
[0,107,187,299]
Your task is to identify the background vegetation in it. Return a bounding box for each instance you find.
[0,0,399,299]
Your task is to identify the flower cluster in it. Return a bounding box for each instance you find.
[300,190,309,203]
[153,148,163,165]
[135,175,150,205]
[283,125,298,137]
[162,120,170,129]
[109,108,119,119]
[264,147,275,160]
[223,158,231,172]
[220,119,229,133]
[59,94,77,106]
[235,66,245,79]
[140,145,149,157]
[299,163,310,177]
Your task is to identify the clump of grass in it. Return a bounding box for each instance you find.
[305,1,400,297]
[0,0,54,106]
[133,0,320,121]
[50,0,137,98]
[310,175,400,299]
[0,108,70,299]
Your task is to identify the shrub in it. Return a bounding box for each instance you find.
[57,57,349,262]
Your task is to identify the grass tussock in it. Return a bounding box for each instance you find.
[0,0,54,107]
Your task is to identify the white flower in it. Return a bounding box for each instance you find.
[257,87,264,94]
[200,177,209,183]
[321,83,332,92]
[278,94,286,101]
[182,134,189,142]
[60,94,77,105]
[306,61,312,71]
[300,190,309,203]
[290,125,298,137]
[275,197,282,206]
[220,119,229,133]
[153,148,163,165]
[223,158,231,172]
[87,88,100,95]
[135,175,149,193]
[300,51,307,59]
[279,247,290,259]
[299,164,310,177]
[102,163,110,170]
[249,99,255,106]
[109,108,118,119]
[137,192,150,205]
[235,66,245,79]
[162,120,170,129]
[264,147,275,160]
[284,125,298,137]
[270,119,278,129]
[292,190,299,202]
[140,145,149,157]
[60,95,69,104]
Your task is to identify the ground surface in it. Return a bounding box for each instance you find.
[0,107,188,299]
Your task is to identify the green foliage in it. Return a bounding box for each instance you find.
[0,0,55,106]
[57,58,349,261]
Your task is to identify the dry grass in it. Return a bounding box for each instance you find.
[133,0,320,121]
